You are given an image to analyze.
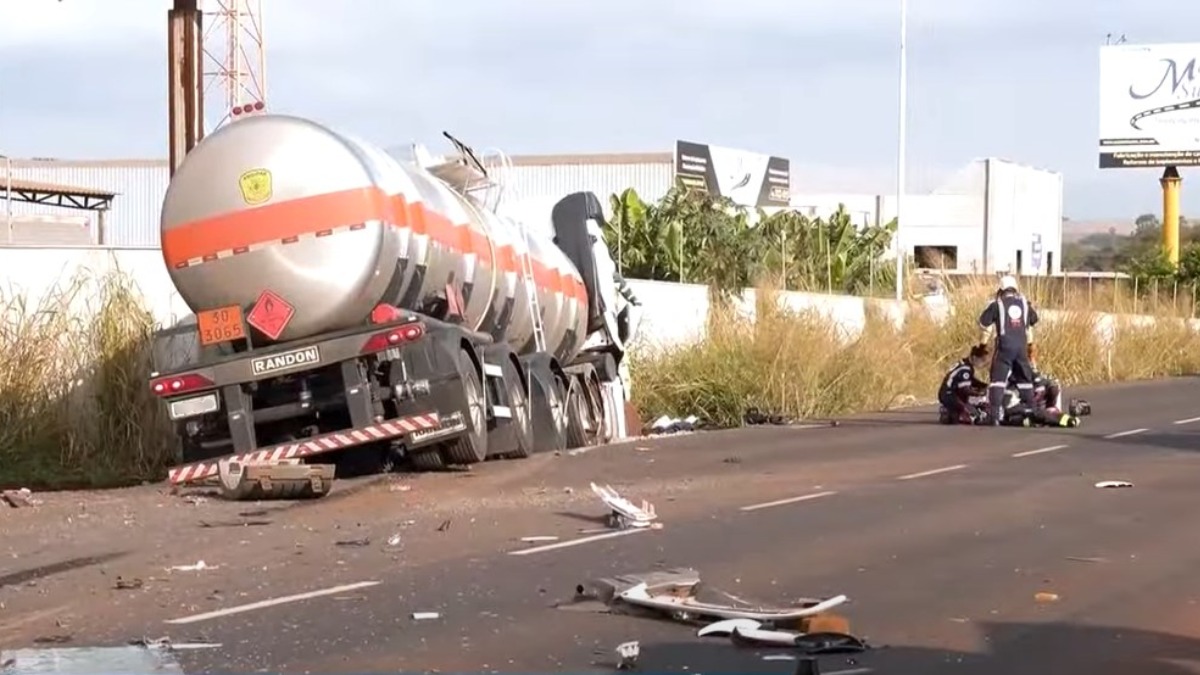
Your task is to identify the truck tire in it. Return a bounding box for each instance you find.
[499,357,534,459]
[440,347,488,465]
[409,449,445,471]
[565,382,589,449]
[531,369,567,453]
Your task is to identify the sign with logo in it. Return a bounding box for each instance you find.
[238,168,273,205]
[251,345,321,376]
[1099,43,1200,168]
[673,141,791,207]
[1030,233,1043,271]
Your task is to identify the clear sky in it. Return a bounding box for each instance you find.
[2,0,1200,221]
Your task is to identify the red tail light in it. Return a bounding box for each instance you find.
[361,322,426,354]
[370,303,407,325]
[150,373,216,397]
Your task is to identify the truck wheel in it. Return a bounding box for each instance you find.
[565,383,589,449]
[440,347,488,465]
[531,370,567,453]
[409,449,445,471]
[500,358,534,459]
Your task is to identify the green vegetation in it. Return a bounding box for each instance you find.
[604,187,898,300]
[1064,212,1200,283]
[612,189,1200,425]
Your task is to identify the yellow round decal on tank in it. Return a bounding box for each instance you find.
[238,168,273,205]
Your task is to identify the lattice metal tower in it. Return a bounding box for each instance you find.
[202,0,267,132]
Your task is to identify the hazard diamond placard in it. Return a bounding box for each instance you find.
[246,290,295,340]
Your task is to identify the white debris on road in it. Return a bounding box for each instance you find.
[590,483,659,530]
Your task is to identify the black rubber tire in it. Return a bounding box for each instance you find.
[440,347,488,465]
[565,381,589,449]
[501,358,534,459]
[531,371,568,453]
[408,449,446,471]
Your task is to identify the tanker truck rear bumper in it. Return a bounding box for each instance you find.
[152,316,471,486]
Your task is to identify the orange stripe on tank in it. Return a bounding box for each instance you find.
[162,186,391,267]
[164,186,587,302]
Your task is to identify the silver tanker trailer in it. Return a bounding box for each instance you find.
[149,114,642,490]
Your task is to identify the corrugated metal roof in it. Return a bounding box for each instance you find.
[3,159,169,247]
[501,161,674,206]
[3,177,117,198]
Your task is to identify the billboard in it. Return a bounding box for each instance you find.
[673,140,791,207]
[1099,43,1200,169]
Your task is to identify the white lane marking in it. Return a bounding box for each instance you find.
[508,528,649,556]
[165,581,381,625]
[740,490,838,512]
[1104,428,1148,439]
[897,464,967,481]
[1012,444,1068,458]
[1173,416,1200,425]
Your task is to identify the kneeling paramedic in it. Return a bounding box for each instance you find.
[977,274,1038,425]
[938,345,990,424]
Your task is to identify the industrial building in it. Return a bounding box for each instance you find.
[0,152,1063,276]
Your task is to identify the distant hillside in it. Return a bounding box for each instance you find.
[1062,219,1135,243]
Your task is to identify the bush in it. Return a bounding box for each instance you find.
[0,268,171,490]
[630,285,1200,427]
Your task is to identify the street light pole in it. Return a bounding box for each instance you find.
[894,0,908,301]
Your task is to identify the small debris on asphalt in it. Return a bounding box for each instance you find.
[199,519,272,528]
[169,560,214,572]
[437,519,452,532]
[722,457,742,464]
[182,495,207,505]
[114,576,145,590]
[634,446,651,452]
[646,414,700,435]
[335,538,371,547]
[2,488,37,508]
[520,536,559,543]
[129,636,222,651]
[32,635,72,645]
[1094,480,1133,489]
[390,484,412,492]
[1034,592,1060,603]
[614,641,640,670]
[743,408,790,426]
[1066,556,1108,564]
[411,612,440,620]
[761,654,796,662]
[591,483,659,530]
[386,534,403,547]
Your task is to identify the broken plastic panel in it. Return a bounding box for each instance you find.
[591,482,658,529]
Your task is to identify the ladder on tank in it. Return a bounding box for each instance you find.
[476,143,546,353]
[519,220,547,353]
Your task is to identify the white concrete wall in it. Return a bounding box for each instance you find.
[985,159,1064,276]
[0,248,1187,363]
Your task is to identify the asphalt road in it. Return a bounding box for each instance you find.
[6,377,1200,674]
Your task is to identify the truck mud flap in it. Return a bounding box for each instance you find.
[166,411,461,485]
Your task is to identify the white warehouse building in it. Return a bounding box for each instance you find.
[1,151,1062,276]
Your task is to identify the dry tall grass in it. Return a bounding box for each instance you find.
[631,284,1200,427]
[4,268,1200,489]
[0,269,171,489]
